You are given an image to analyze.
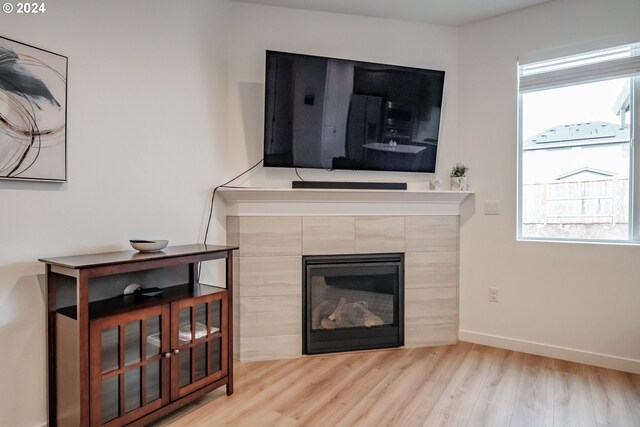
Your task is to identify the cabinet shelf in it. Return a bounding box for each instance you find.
[57,283,227,321]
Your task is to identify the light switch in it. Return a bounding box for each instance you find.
[484,200,500,215]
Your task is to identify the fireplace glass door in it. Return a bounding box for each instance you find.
[303,253,404,354]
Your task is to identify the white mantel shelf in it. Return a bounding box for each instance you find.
[219,187,473,216]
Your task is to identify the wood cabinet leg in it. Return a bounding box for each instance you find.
[226,252,234,396]
[47,266,58,426]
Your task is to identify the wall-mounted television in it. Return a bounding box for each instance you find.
[263,50,445,174]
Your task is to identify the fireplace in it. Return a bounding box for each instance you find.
[303,253,404,355]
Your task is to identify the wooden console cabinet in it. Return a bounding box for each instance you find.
[39,244,237,426]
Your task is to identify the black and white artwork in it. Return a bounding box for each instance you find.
[0,36,67,181]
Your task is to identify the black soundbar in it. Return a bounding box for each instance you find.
[292,181,407,190]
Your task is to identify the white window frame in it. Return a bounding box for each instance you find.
[517,42,640,244]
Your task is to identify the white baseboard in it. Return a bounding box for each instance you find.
[459,330,640,374]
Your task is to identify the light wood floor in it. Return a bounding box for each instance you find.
[153,342,640,427]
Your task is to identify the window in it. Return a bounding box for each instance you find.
[518,42,640,243]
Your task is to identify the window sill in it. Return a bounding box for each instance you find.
[517,236,640,247]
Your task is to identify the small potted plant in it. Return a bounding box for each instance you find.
[450,163,469,191]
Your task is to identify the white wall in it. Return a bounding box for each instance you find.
[458,0,640,372]
[0,1,230,425]
[227,2,459,188]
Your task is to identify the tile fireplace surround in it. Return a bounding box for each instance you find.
[221,187,472,361]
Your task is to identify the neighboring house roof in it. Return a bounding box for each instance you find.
[523,121,630,150]
[555,167,616,181]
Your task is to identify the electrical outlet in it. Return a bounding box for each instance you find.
[489,287,499,303]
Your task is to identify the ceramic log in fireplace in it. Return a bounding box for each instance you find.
[303,253,404,355]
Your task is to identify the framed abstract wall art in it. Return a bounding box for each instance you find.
[0,36,67,182]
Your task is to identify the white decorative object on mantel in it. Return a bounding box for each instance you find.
[450,163,469,191]
[429,178,442,190]
[450,177,468,191]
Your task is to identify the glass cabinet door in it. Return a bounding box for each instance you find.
[90,305,170,426]
[170,291,227,400]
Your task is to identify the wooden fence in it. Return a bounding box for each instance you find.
[522,178,629,225]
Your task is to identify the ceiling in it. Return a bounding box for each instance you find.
[230,0,552,26]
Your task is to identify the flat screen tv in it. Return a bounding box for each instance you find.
[263,50,445,173]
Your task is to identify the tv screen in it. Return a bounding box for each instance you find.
[263,51,445,173]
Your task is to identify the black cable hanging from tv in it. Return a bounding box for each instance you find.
[197,158,263,281]
[203,158,263,245]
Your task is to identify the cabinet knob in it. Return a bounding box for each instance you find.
[163,352,172,358]
[172,349,180,355]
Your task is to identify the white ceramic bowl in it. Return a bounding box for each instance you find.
[130,240,169,252]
